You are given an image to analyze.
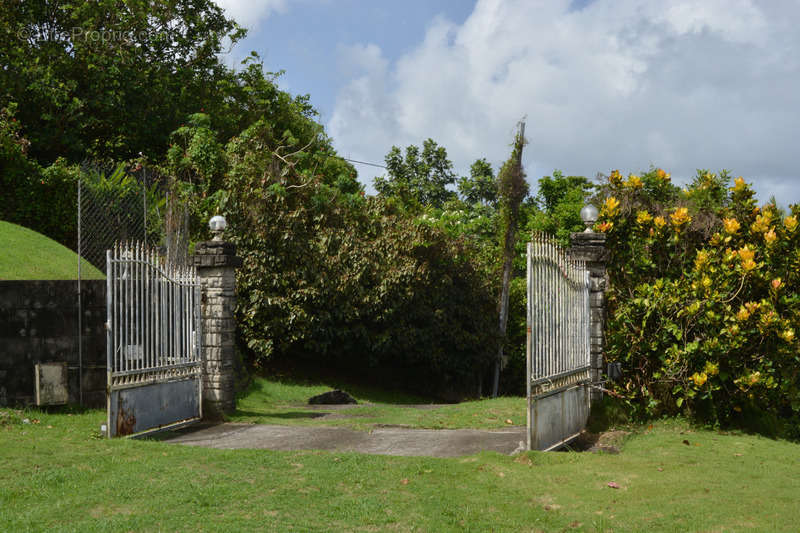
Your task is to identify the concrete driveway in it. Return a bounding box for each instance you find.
[162,423,528,458]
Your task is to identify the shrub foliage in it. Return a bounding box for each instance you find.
[597,168,800,436]
[224,121,497,398]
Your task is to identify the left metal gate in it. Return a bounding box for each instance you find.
[106,244,202,437]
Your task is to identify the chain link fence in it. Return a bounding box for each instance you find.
[77,164,191,270]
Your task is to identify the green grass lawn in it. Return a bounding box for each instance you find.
[0,220,104,280]
[230,376,528,430]
[2,397,798,531]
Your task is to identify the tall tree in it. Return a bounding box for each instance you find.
[527,171,594,245]
[374,138,457,208]
[458,158,498,207]
[493,122,529,397]
[0,0,244,164]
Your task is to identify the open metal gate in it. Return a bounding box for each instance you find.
[526,234,591,450]
[106,244,202,437]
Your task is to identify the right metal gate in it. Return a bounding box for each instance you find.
[526,234,591,451]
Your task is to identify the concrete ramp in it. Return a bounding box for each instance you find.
[162,423,527,458]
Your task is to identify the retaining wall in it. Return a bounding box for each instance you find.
[0,280,107,407]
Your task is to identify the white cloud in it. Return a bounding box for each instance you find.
[329,0,800,204]
[214,0,288,29]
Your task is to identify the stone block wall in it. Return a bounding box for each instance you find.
[0,280,107,407]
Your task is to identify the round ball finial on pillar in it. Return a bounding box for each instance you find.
[209,215,227,241]
[580,204,599,233]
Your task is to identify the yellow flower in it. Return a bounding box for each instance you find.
[779,328,795,343]
[636,210,652,225]
[722,217,740,235]
[670,207,691,227]
[738,246,756,271]
[784,216,798,233]
[751,214,771,234]
[736,305,751,321]
[656,168,670,181]
[759,310,777,327]
[694,250,709,270]
[764,228,777,245]
[738,246,754,262]
[596,221,613,233]
[748,371,761,386]
[626,174,643,188]
[771,278,782,290]
[654,216,666,229]
[692,372,708,387]
[732,176,747,192]
[704,361,719,376]
[602,196,620,217]
[609,169,622,185]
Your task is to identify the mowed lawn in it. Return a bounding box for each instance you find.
[1,382,799,532]
[0,220,104,280]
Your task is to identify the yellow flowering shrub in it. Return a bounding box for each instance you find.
[751,214,771,233]
[723,217,740,234]
[602,196,620,217]
[694,250,709,271]
[670,207,691,227]
[636,210,652,224]
[626,174,643,188]
[692,372,708,387]
[596,167,800,437]
[738,245,756,271]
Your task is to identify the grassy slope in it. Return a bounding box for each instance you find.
[1,391,799,531]
[0,220,104,280]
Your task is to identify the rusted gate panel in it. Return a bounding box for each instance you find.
[106,244,202,437]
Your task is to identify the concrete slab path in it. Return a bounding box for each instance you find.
[163,423,528,458]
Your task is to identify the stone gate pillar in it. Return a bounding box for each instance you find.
[193,226,242,418]
[569,231,607,402]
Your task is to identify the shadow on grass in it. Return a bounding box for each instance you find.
[241,364,432,406]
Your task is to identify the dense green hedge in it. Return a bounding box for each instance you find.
[224,122,497,398]
[0,106,80,249]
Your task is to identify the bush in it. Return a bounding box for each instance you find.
[597,168,800,437]
[0,106,80,248]
[225,121,497,399]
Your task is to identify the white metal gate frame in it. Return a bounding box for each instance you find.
[526,234,591,450]
[106,243,202,437]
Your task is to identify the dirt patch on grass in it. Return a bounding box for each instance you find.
[569,429,630,454]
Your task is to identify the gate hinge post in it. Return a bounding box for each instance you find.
[193,229,242,419]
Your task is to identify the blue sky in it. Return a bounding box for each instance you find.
[216,0,800,205]
[223,2,475,122]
